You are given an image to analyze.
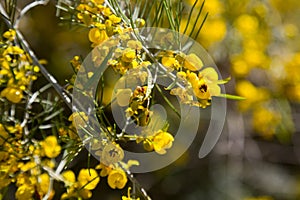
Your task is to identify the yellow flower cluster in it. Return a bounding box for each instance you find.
[61,168,100,199]
[0,29,39,104]
[141,130,174,154]
[0,122,60,199]
[126,86,152,127]
[158,51,227,108]
[108,40,151,75]
[75,0,132,47]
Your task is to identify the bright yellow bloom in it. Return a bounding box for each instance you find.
[135,18,145,28]
[96,163,112,177]
[151,130,174,154]
[3,29,16,41]
[1,87,23,103]
[15,184,35,200]
[162,56,179,70]
[185,68,221,100]
[91,0,104,5]
[41,136,61,158]
[183,53,203,71]
[78,168,100,190]
[62,170,76,187]
[107,168,127,189]
[88,26,108,47]
[122,48,136,63]
[109,14,122,24]
[20,161,36,172]
[37,173,51,197]
[4,46,24,55]
[198,67,221,96]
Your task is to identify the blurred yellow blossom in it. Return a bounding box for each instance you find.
[122,48,136,63]
[234,14,259,35]
[1,87,23,103]
[3,29,16,41]
[37,173,54,198]
[0,124,9,145]
[15,184,35,200]
[41,136,61,158]
[252,107,281,139]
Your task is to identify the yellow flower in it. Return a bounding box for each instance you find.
[234,14,259,35]
[116,88,132,107]
[198,67,221,96]
[192,78,211,99]
[88,26,108,47]
[15,184,35,200]
[37,173,51,197]
[107,168,127,189]
[122,48,136,63]
[96,163,112,177]
[252,107,281,140]
[0,124,9,145]
[1,87,23,103]
[62,170,76,186]
[183,53,203,71]
[91,0,104,5]
[41,136,61,158]
[4,46,24,55]
[78,189,92,199]
[20,161,36,172]
[101,143,124,165]
[151,130,174,154]
[185,69,220,100]
[109,14,122,24]
[3,29,16,41]
[68,112,88,128]
[78,168,100,190]
[135,18,145,28]
[127,40,142,50]
[198,18,227,47]
[161,56,179,70]
[236,80,269,111]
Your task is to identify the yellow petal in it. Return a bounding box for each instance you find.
[184,53,203,71]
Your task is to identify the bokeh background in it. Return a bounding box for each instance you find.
[10,0,300,199]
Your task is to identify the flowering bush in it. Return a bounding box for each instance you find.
[0,0,299,200]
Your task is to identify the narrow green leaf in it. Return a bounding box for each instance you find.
[218,94,246,100]
[183,0,199,34]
